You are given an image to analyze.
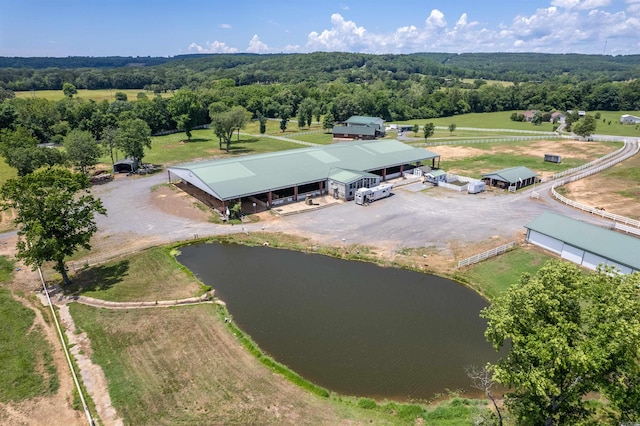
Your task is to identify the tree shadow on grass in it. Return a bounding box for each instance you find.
[185,138,210,143]
[64,260,130,296]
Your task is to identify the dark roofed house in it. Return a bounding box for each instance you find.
[332,116,386,140]
[482,166,538,191]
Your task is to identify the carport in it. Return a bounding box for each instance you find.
[113,158,139,173]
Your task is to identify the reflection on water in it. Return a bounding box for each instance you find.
[178,243,500,401]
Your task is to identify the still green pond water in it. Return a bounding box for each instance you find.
[178,243,500,401]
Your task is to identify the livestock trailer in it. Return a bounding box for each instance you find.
[355,184,393,205]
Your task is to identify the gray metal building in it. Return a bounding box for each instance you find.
[525,212,640,274]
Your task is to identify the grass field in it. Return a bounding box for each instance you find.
[14,89,172,102]
[391,111,557,132]
[64,247,206,302]
[454,247,555,300]
[0,257,59,402]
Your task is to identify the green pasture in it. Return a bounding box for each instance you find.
[461,78,514,87]
[453,247,555,300]
[99,128,306,168]
[391,111,557,132]
[15,89,172,102]
[0,257,59,402]
[592,110,640,137]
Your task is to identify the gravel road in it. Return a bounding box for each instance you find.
[89,136,637,260]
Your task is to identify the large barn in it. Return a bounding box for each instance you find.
[167,139,440,213]
[525,212,640,274]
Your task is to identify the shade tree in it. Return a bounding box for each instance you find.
[0,168,107,285]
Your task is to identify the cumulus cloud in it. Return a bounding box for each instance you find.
[190,2,639,55]
[188,41,238,53]
[302,2,639,54]
[220,23,232,29]
[246,35,270,53]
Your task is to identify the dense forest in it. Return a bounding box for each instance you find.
[0,52,639,145]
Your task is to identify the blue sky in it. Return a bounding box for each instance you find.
[1,0,638,57]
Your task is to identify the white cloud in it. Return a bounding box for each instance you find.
[246,35,270,53]
[426,9,446,30]
[188,41,238,53]
[220,23,232,29]
[551,0,611,10]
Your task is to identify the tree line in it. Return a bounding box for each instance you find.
[1,52,640,92]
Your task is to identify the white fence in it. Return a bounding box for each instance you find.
[551,142,627,180]
[457,242,516,268]
[550,140,640,229]
[615,223,640,236]
[438,181,468,192]
[414,135,564,148]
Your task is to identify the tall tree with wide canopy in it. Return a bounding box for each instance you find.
[167,89,205,141]
[482,260,640,425]
[210,106,249,152]
[64,129,102,175]
[115,118,152,166]
[0,168,107,285]
[572,114,597,138]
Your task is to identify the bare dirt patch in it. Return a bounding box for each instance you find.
[434,139,613,163]
[149,184,213,222]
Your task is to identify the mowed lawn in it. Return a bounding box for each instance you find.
[455,247,556,300]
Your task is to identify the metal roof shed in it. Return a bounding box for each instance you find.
[482,166,538,190]
[525,211,640,274]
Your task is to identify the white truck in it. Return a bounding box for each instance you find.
[354,184,393,205]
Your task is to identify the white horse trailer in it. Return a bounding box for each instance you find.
[355,184,393,205]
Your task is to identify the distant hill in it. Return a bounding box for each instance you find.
[1,52,639,91]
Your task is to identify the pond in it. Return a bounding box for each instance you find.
[177,243,501,401]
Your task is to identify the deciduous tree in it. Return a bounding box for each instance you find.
[448,123,456,135]
[482,260,640,425]
[167,90,205,141]
[64,129,102,174]
[423,122,435,140]
[0,168,107,285]
[115,118,151,166]
[572,114,597,138]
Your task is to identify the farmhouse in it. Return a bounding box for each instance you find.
[167,139,440,212]
[525,212,640,274]
[620,114,640,124]
[332,116,386,140]
[482,166,538,190]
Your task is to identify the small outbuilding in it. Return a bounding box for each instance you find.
[525,212,640,274]
[620,114,640,124]
[424,169,447,184]
[482,166,538,191]
[544,153,562,164]
[332,116,386,140]
[113,158,139,173]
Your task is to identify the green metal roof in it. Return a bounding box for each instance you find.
[483,166,537,184]
[328,168,379,184]
[332,125,376,136]
[168,139,439,201]
[345,116,384,126]
[525,211,640,270]
[427,169,446,177]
